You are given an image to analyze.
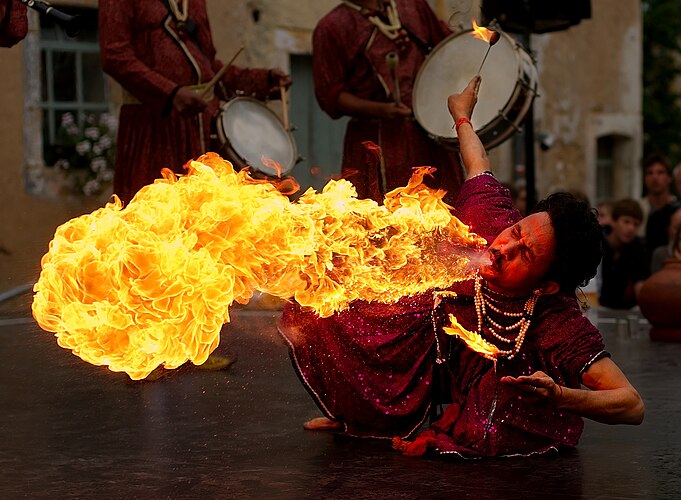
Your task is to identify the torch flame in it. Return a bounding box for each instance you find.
[442,313,499,361]
[471,19,498,44]
[32,153,486,379]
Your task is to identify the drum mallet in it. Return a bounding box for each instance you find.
[200,46,245,101]
[385,52,402,106]
[280,83,290,131]
[477,30,500,75]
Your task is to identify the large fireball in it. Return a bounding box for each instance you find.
[32,153,485,379]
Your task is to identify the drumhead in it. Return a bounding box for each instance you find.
[413,30,535,148]
[216,97,296,176]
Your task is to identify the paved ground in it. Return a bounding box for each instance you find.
[1,295,680,499]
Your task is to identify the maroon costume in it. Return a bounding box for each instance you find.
[99,0,272,204]
[0,0,27,48]
[279,173,609,457]
[312,0,464,204]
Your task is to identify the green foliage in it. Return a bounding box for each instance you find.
[643,0,681,164]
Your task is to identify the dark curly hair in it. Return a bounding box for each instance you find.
[531,192,603,292]
[642,153,672,176]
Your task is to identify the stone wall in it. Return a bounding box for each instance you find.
[530,0,642,201]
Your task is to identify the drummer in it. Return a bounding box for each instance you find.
[0,0,28,48]
[98,0,290,374]
[313,0,465,204]
[99,0,291,206]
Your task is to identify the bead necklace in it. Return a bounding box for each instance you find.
[168,0,189,23]
[342,0,404,41]
[473,274,538,360]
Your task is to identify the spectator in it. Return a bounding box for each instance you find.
[650,205,681,274]
[599,199,649,309]
[673,225,681,260]
[674,163,681,198]
[639,154,679,264]
[596,200,614,233]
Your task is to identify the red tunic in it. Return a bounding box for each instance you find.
[312,0,464,204]
[0,0,27,48]
[279,174,609,457]
[99,0,271,204]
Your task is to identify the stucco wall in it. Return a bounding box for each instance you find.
[208,0,337,70]
[531,0,642,200]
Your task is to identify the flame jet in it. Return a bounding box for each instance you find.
[32,153,486,379]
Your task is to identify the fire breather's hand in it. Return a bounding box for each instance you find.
[173,86,208,116]
[447,75,481,122]
[501,371,564,407]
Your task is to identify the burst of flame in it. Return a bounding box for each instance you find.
[32,153,486,379]
[261,155,283,178]
[471,19,496,43]
[442,313,499,361]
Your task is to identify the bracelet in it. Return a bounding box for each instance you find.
[454,117,472,133]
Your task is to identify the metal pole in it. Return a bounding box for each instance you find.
[522,32,537,212]
[524,101,537,211]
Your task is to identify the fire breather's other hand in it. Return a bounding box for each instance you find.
[173,87,208,116]
[500,371,564,407]
[447,75,481,122]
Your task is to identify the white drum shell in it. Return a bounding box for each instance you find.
[215,97,297,176]
[413,30,538,150]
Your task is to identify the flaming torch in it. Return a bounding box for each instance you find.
[472,20,500,75]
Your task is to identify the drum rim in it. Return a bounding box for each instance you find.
[215,96,297,175]
[413,29,538,150]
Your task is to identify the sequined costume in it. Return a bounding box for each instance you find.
[278,173,609,457]
[312,0,464,204]
[99,0,272,204]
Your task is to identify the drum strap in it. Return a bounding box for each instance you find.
[400,25,434,54]
[344,0,433,54]
[163,0,199,41]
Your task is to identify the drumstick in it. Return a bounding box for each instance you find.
[476,31,500,75]
[200,46,245,100]
[280,83,290,131]
[385,52,401,106]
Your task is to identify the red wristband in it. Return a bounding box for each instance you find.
[454,117,472,133]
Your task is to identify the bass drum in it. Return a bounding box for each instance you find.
[214,97,297,176]
[413,29,538,150]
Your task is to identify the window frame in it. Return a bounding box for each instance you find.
[23,5,113,196]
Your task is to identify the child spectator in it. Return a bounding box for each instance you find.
[599,199,649,309]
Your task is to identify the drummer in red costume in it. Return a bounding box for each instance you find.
[99,0,290,373]
[313,0,464,204]
[98,0,291,205]
[0,0,27,48]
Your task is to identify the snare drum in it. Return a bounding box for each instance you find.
[214,97,297,176]
[413,29,538,150]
